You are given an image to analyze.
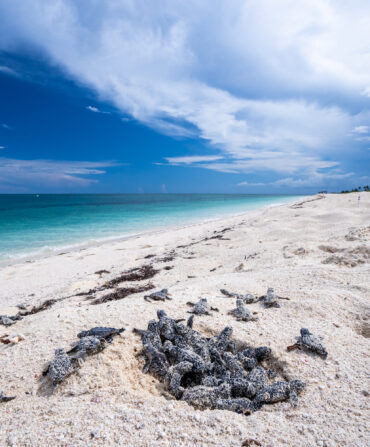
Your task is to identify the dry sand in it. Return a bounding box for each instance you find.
[0,193,369,447]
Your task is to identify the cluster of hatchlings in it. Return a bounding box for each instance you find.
[134,300,327,415]
[1,287,327,414]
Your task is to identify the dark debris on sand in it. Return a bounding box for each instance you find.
[134,311,305,415]
[73,262,163,303]
[18,299,58,317]
[94,269,110,276]
[90,283,155,305]
[103,265,158,287]
[0,390,16,403]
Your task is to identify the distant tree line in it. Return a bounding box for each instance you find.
[340,185,369,193]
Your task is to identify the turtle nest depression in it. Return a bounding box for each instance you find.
[135,310,306,415]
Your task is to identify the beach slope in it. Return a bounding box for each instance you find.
[0,193,369,446]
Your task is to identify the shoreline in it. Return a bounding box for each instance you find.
[0,194,306,268]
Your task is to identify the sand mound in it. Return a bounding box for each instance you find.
[319,245,370,267]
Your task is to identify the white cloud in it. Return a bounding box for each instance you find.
[272,171,354,188]
[86,105,100,113]
[164,155,223,165]
[86,105,110,114]
[0,158,120,190]
[176,155,339,175]
[0,65,18,76]
[349,124,370,142]
[238,181,265,187]
[352,125,369,134]
[239,170,355,188]
[0,146,5,149]
[356,136,370,142]
[0,0,369,185]
[361,87,370,98]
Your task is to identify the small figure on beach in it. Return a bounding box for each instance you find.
[46,348,76,386]
[220,289,259,304]
[227,299,258,322]
[287,328,328,358]
[186,298,219,315]
[221,287,289,307]
[77,326,125,342]
[254,379,306,409]
[259,287,290,308]
[144,288,172,302]
[0,314,22,327]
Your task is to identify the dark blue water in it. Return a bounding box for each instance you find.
[0,194,301,261]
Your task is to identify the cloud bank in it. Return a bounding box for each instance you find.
[0,0,369,188]
[0,158,119,191]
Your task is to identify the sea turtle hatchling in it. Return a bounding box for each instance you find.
[77,327,125,342]
[166,361,193,399]
[259,287,290,308]
[144,288,172,302]
[208,326,235,355]
[133,320,163,351]
[157,310,179,341]
[181,383,231,410]
[44,348,77,386]
[186,298,218,315]
[220,289,259,304]
[0,314,22,327]
[44,327,124,387]
[227,299,258,322]
[67,336,104,357]
[254,379,306,409]
[142,343,169,379]
[288,328,328,358]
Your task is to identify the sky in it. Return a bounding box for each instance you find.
[0,0,369,194]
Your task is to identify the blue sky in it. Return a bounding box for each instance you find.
[0,0,369,193]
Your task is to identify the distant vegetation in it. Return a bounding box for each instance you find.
[340,186,369,193]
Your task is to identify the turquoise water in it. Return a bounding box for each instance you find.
[0,194,301,261]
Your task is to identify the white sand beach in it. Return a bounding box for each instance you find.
[0,193,369,447]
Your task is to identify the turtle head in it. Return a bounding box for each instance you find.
[290,379,306,394]
[255,346,271,360]
[147,320,158,333]
[157,309,167,319]
[176,323,187,335]
[221,326,233,338]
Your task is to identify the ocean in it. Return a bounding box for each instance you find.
[0,194,301,262]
